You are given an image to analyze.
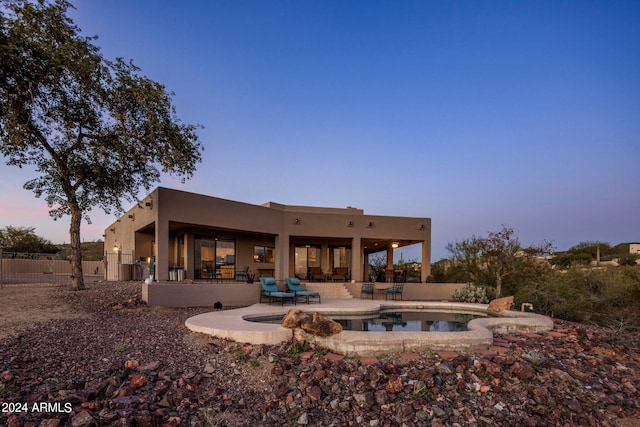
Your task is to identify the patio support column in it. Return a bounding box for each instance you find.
[156,219,169,281]
[184,233,193,281]
[275,234,289,282]
[363,252,370,281]
[351,237,361,282]
[386,246,394,271]
[421,240,431,282]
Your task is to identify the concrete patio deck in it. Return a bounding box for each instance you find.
[185,299,554,356]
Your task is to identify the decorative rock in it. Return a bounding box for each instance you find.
[435,361,455,374]
[353,392,374,408]
[128,373,148,388]
[488,296,514,312]
[386,375,403,393]
[138,361,161,371]
[297,412,309,425]
[511,362,536,380]
[39,420,61,427]
[7,415,21,427]
[1,370,14,382]
[306,385,322,401]
[299,312,343,337]
[374,389,389,405]
[124,359,139,369]
[71,411,96,427]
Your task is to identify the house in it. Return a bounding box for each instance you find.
[104,187,431,283]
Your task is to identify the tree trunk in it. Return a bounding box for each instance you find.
[495,273,502,299]
[69,206,85,290]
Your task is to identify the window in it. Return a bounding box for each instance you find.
[254,245,275,263]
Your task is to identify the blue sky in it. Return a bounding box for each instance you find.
[1,0,639,260]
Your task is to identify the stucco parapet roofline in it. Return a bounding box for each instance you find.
[261,201,365,215]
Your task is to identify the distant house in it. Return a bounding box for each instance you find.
[103,187,432,283]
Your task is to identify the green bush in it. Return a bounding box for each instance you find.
[451,284,490,304]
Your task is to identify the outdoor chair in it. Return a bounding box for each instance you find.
[360,282,374,299]
[235,266,249,282]
[332,267,348,282]
[285,277,321,304]
[202,262,219,281]
[259,277,295,306]
[308,267,325,282]
[386,282,404,301]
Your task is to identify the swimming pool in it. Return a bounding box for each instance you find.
[186,300,554,355]
[247,309,491,332]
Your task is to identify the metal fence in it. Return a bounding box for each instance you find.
[0,250,104,287]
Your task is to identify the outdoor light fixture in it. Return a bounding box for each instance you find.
[294,217,300,224]
[391,242,399,249]
[346,220,354,227]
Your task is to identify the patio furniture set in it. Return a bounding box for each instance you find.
[307,267,350,282]
[360,279,405,301]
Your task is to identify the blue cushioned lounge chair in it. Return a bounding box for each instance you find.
[260,277,295,306]
[285,277,321,304]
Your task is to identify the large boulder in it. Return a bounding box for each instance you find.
[281,309,307,328]
[282,310,343,337]
[300,312,343,337]
[487,296,514,312]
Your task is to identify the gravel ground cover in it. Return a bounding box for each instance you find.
[0,282,639,426]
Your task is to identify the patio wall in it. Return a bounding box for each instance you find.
[142,283,263,308]
[143,282,467,308]
[343,282,467,302]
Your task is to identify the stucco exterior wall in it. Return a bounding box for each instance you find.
[143,282,467,308]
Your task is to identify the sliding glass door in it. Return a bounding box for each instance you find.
[294,245,320,279]
[195,236,235,280]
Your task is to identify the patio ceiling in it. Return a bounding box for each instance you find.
[362,238,422,255]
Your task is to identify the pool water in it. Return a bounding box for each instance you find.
[248,310,487,332]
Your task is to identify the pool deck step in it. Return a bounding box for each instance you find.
[304,282,353,299]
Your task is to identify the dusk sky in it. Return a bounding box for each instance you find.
[1,0,639,261]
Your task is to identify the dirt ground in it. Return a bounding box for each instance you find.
[0,285,89,340]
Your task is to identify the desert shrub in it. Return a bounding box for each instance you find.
[516,266,640,331]
[451,283,490,304]
[618,254,640,266]
[515,270,594,322]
